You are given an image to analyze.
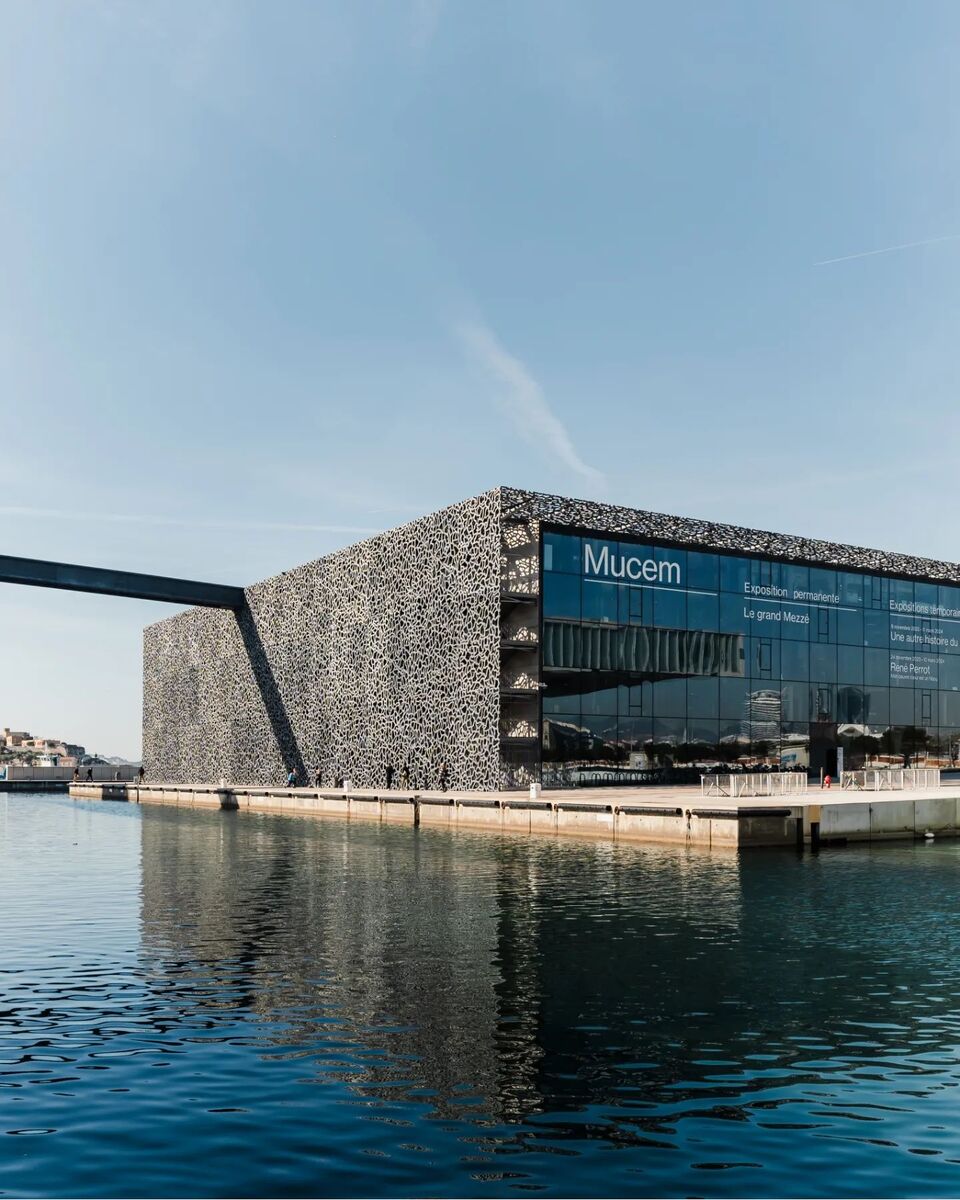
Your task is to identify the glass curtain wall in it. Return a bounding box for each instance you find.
[542,528,960,786]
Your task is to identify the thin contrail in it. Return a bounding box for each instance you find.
[0,506,377,535]
[456,318,606,487]
[815,233,960,266]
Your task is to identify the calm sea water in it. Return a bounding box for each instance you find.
[3,794,960,1198]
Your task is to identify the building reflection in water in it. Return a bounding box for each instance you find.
[138,806,744,1127]
[138,802,960,1163]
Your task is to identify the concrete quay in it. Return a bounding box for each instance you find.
[1,779,69,793]
[65,780,960,850]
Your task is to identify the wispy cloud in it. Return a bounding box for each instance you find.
[815,234,960,266]
[456,320,606,488]
[0,507,377,536]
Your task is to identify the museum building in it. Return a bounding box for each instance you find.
[143,487,960,789]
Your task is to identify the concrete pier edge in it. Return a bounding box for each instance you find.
[66,782,960,850]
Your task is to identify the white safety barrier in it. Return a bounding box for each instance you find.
[701,773,809,798]
[0,764,139,782]
[841,768,941,791]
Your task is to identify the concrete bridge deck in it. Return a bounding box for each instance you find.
[64,780,960,850]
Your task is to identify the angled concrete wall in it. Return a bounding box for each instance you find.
[143,490,502,789]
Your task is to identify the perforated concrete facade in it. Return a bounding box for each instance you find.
[144,491,504,790]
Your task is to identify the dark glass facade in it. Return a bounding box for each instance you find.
[541,528,960,785]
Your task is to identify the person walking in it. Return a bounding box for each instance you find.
[86,766,93,782]
[438,759,450,792]
[138,765,145,784]
[385,761,395,790]
[286,768,297,788]
[313,765,322,788]
[400,760,411,790]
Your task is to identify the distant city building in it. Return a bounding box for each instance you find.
[1,728,86,766]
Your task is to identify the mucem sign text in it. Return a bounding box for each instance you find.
[583,543,681,585]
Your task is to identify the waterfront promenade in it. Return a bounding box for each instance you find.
[69,778,960,849]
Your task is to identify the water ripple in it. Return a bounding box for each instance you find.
[5,793,960,1195]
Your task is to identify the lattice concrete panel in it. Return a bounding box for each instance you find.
[500,652,539,692]
[501,517,540,595]
[502,487,960,581]
[144,492,502,789]
[500,702,539,739]
[501,605,539,643]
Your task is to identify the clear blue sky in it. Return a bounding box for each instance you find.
[2,1,960,759]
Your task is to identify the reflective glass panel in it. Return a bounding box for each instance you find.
[840,572,866,607]
[809,567,838,600]
[543,531,581,575]
[837,644,864,684]
[687,591,719,631]
[652,677,686,718]
[889,577,915,611]
[837,608,863,646]
[719,556,750,595]
[720,593,751,635]
[543,573,580,620]
[810,643,837,683]
[654,587,686,629]
[581,685,618,715]
[687,676,719,718]
[864,611,890,648]
[780,641,809,681]
[582,580,618,624]
[719,677,751,718]
[865,648,890,686]
[782,563,809,596]
[540,527,960,785]
[687,551,719,591]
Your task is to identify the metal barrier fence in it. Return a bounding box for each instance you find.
[0,764,139,782]
[841,768,941,792]
[701,773,809,798]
